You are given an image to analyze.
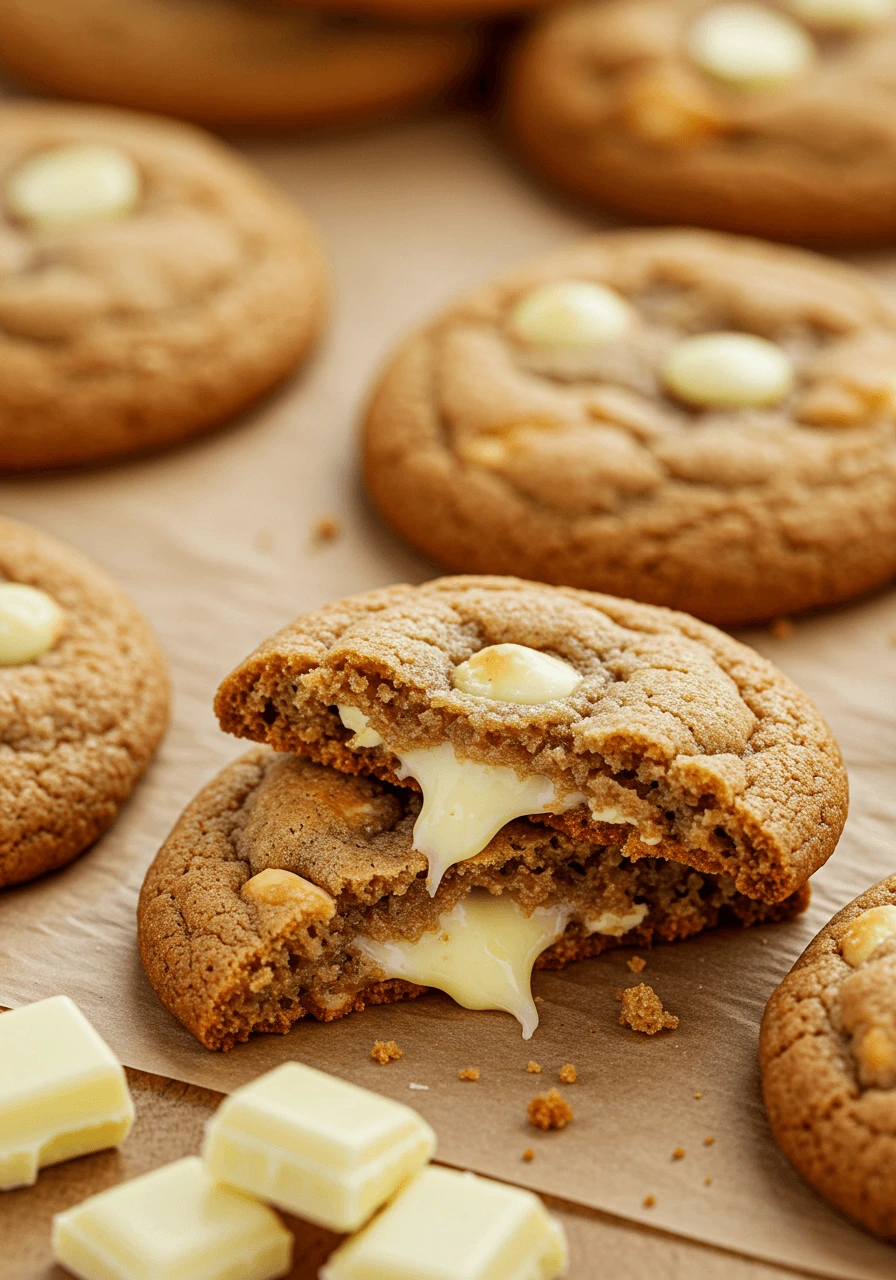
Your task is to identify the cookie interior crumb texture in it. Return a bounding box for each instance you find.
[619,983,680,1035]
[760,873,896,1239]
[527,1088,573,1131]
[371,1039,402,1065]
[362,230,896,624]
[1,517,169,888]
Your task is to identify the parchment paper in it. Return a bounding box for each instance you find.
[1,113,895,1280]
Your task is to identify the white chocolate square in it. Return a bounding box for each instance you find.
[202,1062,436,1232]
[0,996,134,1190]
[53,1156,292,1280]
[321,1166,568,1280]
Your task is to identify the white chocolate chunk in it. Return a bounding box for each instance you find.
[241,867,336,920]
[53,1156,292,1280]
[203,1062,435,1233]
[661,332,794,409]
[586,903,649,937]
[395,741,584,895]
[337,703,383,748]
[321,1165,567,1280]
[7,144,140,231]
[453,643,582,704]
[688,3,814,89]
[508,280,634,348]
[0,582,65,665]
[787,0,895,28]
[0,996,133,1190]
[356,890,570,1040]
[841,905,896,967]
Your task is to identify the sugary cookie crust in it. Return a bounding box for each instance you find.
[214,575,847,903]
[0,517,169,888]
[139,746,806,1049]
[760,875,896,1239]
[0,101,330,470]
[506,0,896,245]
[363,230,896,624]
[0,0,476,130]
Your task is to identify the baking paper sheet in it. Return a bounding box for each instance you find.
[1,113,895,1279]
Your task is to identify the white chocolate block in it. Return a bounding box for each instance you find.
[203,1062,436,1232]
[321,1166,568,1280]
[53,1156,292,1280]
[0,996,134,1190]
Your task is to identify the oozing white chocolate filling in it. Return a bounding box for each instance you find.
[452,643,582,704]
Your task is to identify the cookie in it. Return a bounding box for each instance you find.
[292,0,554,20]
[0,0,476,131]
[506,0,896,245]
[0,517,169,889]
[139,747,807,1049]
[362,228,896,625]
[215,576,847,906]
[0,101,329,470]
[760,876,896,1239]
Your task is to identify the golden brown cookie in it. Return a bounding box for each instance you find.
[288,0,554,20]
[0,0,476,131]
[362,229,896,625]
[0,517,169,889]
[139,747,806,1049]
[215,576,848,906]
[0,101,329,470]
[505,0,896,245]
[760,876,896,1239]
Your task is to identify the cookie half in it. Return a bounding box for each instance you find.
[761,876,896,1239]
[506,0,896,245]
[215,576,847,906]
[362,229,896,624]
[139,747,806,1049]
[0,517,169,888]
[0,101,329,470]
[0,0,476,131]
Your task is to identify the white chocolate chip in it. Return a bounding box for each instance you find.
[841,905,896,967]
[508,281,634,348]
[336,704,383,748]
[0,583,65,665]
[452,644,582,704]
[688,3,814,90]
[787,0,895,27]
[6,144,140,231]
[660,332,794,409]
[241,868,336,921]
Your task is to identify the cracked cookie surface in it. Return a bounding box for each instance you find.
[139,746,807,1049]
[760,875,896,1239]
[214,575,847,904]
[363,229,896,624]
[0,101,330,469]
[0,516,169,888]
[506,0,896,245]
[0,0,476,131]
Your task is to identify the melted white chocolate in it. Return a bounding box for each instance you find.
[337,703,384,748]
[355,891,570,1039]
[585,904,648,937]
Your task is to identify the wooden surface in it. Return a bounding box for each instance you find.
[1,1066,823,1279]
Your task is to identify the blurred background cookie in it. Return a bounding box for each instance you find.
[0,0,478,131]
[284,0,557,20]
[761,875,896,1239]
[505,0,896,245]
[0,101,330,469]
[0,517,169,888]
[363,228,896,625]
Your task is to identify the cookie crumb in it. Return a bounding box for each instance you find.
[371,1040,402,1065]
[761,937,769,945]
[312,514,341,544]
[643,1195,656,1208]
[704,1177,713,1186]
[527,1089,573,1131]
[619,983,679,1035]
[704,1135,715,1146]
[588,1026,597,1033]
[522,1148,535,1162]
[527,1061,542,1074]
[535,995,544,1003]
[558,1063,577,1084]
[458,1067,480,1082]
[627,955,647,973]
[615,988,623,1001]
[770,618,793,639]
[694,1092,703,1100]
[672,1147,685,1160]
